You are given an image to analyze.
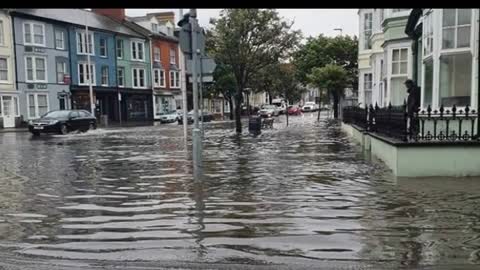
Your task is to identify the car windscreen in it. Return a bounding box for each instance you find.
[160,110,176,115]
[262,105,275,109]
[41,111,71,118]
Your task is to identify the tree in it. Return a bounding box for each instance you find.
[294,35,358,91]
[308,64,348,119]
[206,64,236,120]
[209,9,301,133]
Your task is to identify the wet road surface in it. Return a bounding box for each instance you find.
[0,113,480,269]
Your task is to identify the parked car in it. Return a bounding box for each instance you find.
[28,110,96,136]
[258,104,280,118]
[178,110,214,125]
[158,110,179,123]
[302,102,319,112]
[287,105,302,115]
[272,98,287,114]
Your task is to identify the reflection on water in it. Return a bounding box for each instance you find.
[0,116,480,267]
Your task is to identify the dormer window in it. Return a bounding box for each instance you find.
[152,23,158,33]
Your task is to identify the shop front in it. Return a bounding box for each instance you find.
[153,91,177,120]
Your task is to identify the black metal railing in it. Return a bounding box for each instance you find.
[343,106,368,130]
[342,103,479,143]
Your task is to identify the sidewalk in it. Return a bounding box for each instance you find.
[0,127,29,133]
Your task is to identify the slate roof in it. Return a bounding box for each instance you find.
[125,16,178,43]
[11,9,145,38]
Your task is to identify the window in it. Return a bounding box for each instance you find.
[391,77,408,106]
[131,41,145,61]
[0,20,4,45]
[117,39,124,59]
[391,48,408,75]
[169,48,176,64]
[442,9,471,50]
[364,73,372,105]
[153,69,165,87]
[76,31,94,55]
[27,93,49,118]
[55,30,64,49]
[363,13,372,50]
[25,56,47,82]
[117,67,125,87]
[56,61,67,83]
[154,47,161,62]
[78,63,96,86]
[24,22,45,46]
[152,23,158,33]
[132,68,146,88]
[99,38,107,57]
[439,53,471,107]
[101,66,109,86]
[423,58,433,107]
[169,70,179,88]
[0,58,8,82]
[423,10,434,56]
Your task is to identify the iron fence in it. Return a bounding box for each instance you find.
[342,103,479,143]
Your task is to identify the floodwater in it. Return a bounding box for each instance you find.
[0,114,479,269]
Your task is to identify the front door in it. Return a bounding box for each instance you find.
[2,96,15,128]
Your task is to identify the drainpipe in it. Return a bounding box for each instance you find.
[114,33,122,125]
[477,9,480,138]
[149,36,154,122]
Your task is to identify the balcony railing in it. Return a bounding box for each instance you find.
[343,103,479,143]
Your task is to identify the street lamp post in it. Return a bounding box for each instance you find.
[190,9,202,173]
[333,28,343,36]
[85,13,95,116]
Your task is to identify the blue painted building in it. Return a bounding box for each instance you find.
[12,9,153,123]
[11,10,71,122]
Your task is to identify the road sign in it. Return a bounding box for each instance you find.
[187,57,216,75]
[189,75,213,83]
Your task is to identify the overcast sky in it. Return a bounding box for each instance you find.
[126,9,359,39]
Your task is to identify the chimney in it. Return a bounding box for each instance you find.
[92,9,125,21]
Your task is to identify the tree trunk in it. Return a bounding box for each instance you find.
[333,92,339,119]
[317,89,322,121]
[235,91,242,133]
[228,98,234,120]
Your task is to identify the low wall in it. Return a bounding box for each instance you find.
[341,123,480,177]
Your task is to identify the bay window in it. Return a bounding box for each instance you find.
[132,68,146,88]
[24,22,45,46]
[25,56,47,83]
[442,9,471,50]
[364,73,372,105]
[391,48,408,75]
[423,58,433,107]
[0,20,4,45]
[363,13,372,50]
[78,63,96,86]
[27,93,49,119]
[439,53,472,107]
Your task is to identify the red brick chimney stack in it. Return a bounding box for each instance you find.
[91,9,126,21]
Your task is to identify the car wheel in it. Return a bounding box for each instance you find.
[88,123,96,131]
[59,124,68,135]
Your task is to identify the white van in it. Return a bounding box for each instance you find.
[272,98,287,114]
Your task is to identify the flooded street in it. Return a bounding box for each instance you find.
[1,114,480,269]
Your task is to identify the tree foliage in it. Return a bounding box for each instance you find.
[294,35,358,90]
[308,64,348,118]
[209,9,301,133]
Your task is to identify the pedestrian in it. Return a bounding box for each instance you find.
[405,79,420,138]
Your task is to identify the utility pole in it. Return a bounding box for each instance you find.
[199,56,204,136]
[85,13,95,116]
[190,9,202,172]
[179,9,188,145]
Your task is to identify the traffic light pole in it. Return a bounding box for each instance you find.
[190,9,202,173]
